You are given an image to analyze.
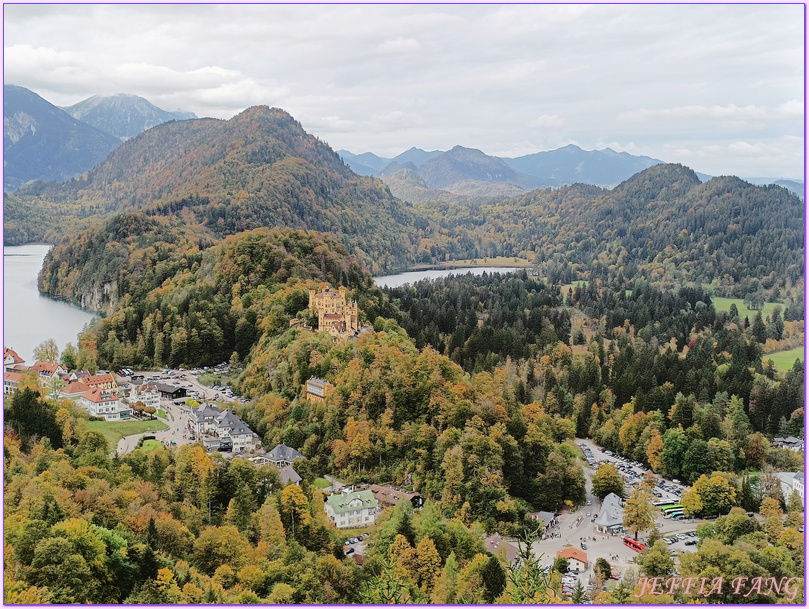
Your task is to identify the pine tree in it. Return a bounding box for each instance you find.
[481,555,507,602]
[571,580,587,603]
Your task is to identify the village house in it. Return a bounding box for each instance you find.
[368,484,424,510]
[266,443,305,467]
[557,547,588,572]
[3,371,24,395]
[484,533,520,565]
[30,361,67,381]
[792,472,804,506]
[126,383,161,411]
[772,436,804,452]
[80,387,132,421]
[59,381,91,401]
[305,377,334,403]
[85,372,119,395]
[4,347,25,372]
[309,285,360,339]
[324,489,378,529]
[189,404,261,453]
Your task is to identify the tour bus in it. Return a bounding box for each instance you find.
[652,500,674,507]
[623,536,647,552]
[661,504,684,516]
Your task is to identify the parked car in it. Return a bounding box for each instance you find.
[684,540,697,546]
[580,542,588,550]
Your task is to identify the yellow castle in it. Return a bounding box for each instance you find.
[309,285,359,339]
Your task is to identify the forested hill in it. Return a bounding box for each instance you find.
[7,106,421,273]
[417,164,804,297]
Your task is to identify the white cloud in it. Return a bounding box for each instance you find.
[377,37,422,54]
[527,115,565,129]
[620,104,769,122]
[2,4,803,177]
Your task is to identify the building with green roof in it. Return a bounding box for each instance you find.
[324,489,378,529]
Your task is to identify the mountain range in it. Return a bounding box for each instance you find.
[3,85,196,191]
[338,143,667,200]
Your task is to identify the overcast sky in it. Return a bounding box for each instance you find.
[3,4,804,178]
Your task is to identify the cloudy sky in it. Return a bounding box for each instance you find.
[4,4,804,177]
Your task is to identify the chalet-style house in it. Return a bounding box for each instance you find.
[324,489,378,529]
[4,347,25,372]
[30,361,67,380]
[157,383,186,400]
[368,485,424,510]
[557,547,588,571]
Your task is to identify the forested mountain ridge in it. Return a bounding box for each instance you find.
[417,164,804,297]
[11,106,422,272]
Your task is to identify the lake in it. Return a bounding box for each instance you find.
[374,266,520,289]
[3,244,98,363]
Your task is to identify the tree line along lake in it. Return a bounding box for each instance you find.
[3,243,518,362]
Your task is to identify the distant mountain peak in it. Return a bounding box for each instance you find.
[62,93,197,140]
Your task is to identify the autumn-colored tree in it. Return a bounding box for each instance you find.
[414,536,442,591]
[257,497,286,550]
[646,428,664,472]
[33,338,59,363]
[623,487,654,540]
[592,462,624,499]
[279,484,311,538]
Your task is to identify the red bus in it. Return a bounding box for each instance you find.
[623,536,646,552]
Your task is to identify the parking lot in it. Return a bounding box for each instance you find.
[342,533,368,557]
[528,438,704,598]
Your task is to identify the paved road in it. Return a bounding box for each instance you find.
[116,399,192,455]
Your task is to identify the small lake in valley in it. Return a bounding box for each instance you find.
[374,266,520,289]
[3,244,99,362]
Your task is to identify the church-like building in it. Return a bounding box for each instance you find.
[309,286,359,339]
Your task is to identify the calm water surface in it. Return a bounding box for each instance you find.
[3,244,98,362]
[374,267,520,289]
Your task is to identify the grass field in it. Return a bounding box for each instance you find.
[763,347,804,372]
[138,439,164,453]
[87,419,169,448]
[712,297,781,319]
[437,256,533,269]
[313,478,331,489]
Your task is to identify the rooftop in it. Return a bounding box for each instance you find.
[325,489,377,515]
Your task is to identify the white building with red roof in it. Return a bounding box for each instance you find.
[4,347,25,372]
[80,387,131,421]
[127,383,161,410]
[4,371,24,395]
[30,361,67,380]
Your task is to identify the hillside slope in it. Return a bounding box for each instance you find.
[14,106,422,273]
